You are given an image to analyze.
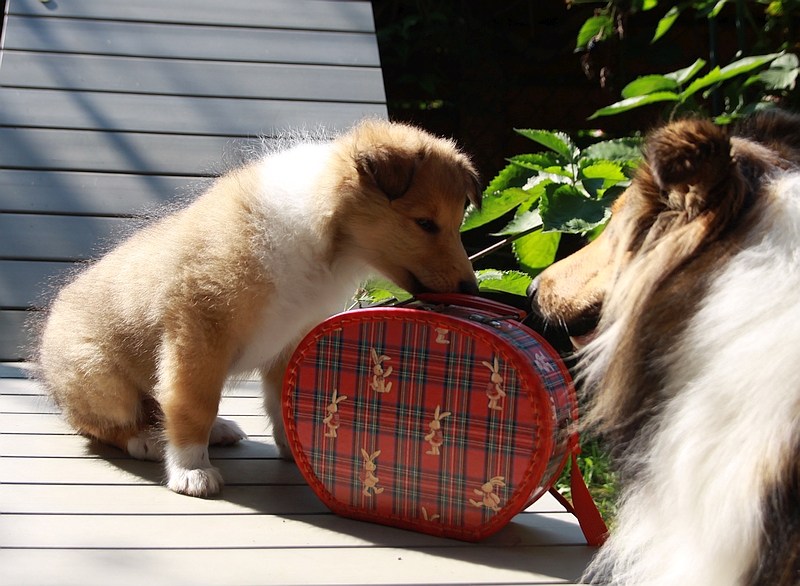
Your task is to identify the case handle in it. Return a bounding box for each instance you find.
[415,293,526,321]
[548,452,609,547]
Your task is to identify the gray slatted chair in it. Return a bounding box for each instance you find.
[0,0,387,360]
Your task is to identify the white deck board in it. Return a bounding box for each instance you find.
[0,372,597,585]
[0,546,595,586]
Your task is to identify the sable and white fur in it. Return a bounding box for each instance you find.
[37,120,481,498]
[529,111,800,586]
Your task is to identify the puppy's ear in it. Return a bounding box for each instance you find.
[356,147,422,201]
[467,169,483,210]
[646,119,734,216]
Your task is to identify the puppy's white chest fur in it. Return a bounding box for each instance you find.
[230,144,368,374]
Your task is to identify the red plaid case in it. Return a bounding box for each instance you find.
[282,293,607,543]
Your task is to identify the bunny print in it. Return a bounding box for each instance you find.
[360,448,384,496]
[482,356,507,411]
[322,388,347,438]
[424,405,451,455]
[370,348,393,394]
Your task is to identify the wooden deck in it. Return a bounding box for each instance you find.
[0,362,597,585]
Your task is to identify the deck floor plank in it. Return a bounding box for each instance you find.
[0,373,596,585]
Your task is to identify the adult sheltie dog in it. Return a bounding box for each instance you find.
[529,111,800,586]
[37,120,481,498]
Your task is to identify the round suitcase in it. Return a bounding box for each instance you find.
[282,293,606,542]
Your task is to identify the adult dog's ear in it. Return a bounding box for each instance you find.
[356,147,422,201]
[647,119,735,218]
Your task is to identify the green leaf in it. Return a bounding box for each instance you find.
[758,66,798,91]
[758,53,799,91]
[582,138,643,162]
[508,152,572,177]
[580,161,629,198]
[483,161,537,195]
[621,74,678,98]
[664,58,707,86]
[358,279,413,304]
[493,207,543,236]
[475,269,533,297]
[461,187,537,232]
[706,0,729,18]
[580,160,628,184]
[652,5,682,43]
[681,53,782,99]
[588,91,680,119]
[681,65,722,98]
[512,230,561,276]
[540,184,613,233]
[718,52,783,79]
[576,15,613,50]
[514,129,580,162]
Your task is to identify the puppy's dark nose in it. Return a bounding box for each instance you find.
[526,276,543,317]
[458,279,479,296]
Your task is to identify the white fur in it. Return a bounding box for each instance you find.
[208,417,247,447]
[165,443,223,498]
[585,174,800,586]
[231,144,370,375]
[126,429,164,461]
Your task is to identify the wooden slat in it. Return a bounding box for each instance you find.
[0,128,250,175]
[0,260,76,308]
[0,376,263,397]
[0,434,281,459]
[0,393,264,415]
[0,88,387,136]
[0,412,271,436]
[0,455,307,485]
[0,362,31,378]
[0,214,140,261]
[0,311,31,361]
[0,52,387,102]
[4,16,381,65]
[0,545,593,586]
[0,509,587,548]
[7,0,378,33]
[0,170,197,215]
[0,483,329,514]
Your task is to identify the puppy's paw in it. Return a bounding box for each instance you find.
[126,429,164,461]
[167,466,224,498]
[165,444,223,497]
[209,417,246,446]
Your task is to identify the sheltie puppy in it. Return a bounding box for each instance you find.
[529,111,800,586]
[37,119,481,498]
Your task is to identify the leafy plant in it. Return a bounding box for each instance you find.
[572,0,800,119]
[590,52,796,121]
[556,436,619,524]
[462,129,642,295]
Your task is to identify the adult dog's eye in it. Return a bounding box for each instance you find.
[415,218,439,234]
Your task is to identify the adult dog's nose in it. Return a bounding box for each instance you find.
[458,279,479,296]
[526,276,543,317]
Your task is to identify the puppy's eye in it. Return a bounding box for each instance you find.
[415,218,439,234]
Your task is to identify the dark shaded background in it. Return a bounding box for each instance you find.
[371,0,746,183]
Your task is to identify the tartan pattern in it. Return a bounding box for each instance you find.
[285,299,577,541]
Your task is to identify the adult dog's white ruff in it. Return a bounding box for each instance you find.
[584,173,800,586]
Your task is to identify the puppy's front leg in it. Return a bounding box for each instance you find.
[159,344,229,498]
